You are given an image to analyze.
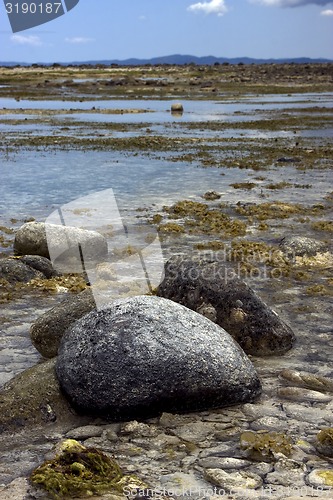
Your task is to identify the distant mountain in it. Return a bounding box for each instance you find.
[1,54,332,66]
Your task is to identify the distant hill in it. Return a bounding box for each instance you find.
[1,54,332,67]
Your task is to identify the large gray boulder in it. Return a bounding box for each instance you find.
[157,255,295,356]
[14,222,108,272]
[56,295,261,420]
[30,289,96,358]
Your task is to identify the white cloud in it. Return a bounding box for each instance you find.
[187,0,228,16]
[252,0,332,6]
[11,34,42,46]
[65,37,94,44]
[321,8,333,13]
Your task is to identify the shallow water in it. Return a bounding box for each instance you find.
[0,92,332,387]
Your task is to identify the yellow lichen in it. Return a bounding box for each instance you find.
[317,471,333,486]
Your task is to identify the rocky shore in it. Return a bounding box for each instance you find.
[0,224,333,499]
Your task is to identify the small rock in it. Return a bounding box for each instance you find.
[204,468,263,492]
[30,288,96,358]
[277,387,332,403]
[202,191,221,201]
[0,359,90,433]
[315,428,333,458]
[307,469,333,489]
[159,472,209,499]
[171,421,216,444]
[19,255,58,279]
[66,425,105,440]
[0,478,30,500]
[0,257,45,284]
[171,102,184,113]
[198,457,251,469]
[280,236,328,258]
[279,369,333,393]
[251,416,288,432]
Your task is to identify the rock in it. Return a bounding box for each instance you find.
[171,102,184,113]
[56,295,261,420]
[202,191,221,201]
[251,416,288,432]
[204,468,263,492]
[307,469,333,489]
[0,257,45,284]
[277,387,332,403]
[19,255,58,279]
[0,359,89,433]
[279,369,333,393]
[65,425,105,440]
[315,428,333,458]
[198,457,251,469]
[157,254,295,356]
[0,478,30,500]
[14,221,108,272]
[30,288,96,358]
[160,472,210,499]
[280,236,328,258]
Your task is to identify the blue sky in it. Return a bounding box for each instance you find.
[0,0,332,62]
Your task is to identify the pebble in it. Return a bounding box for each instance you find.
[279,369,333,393]
[277,387,332,403]
[65,424,106,440]
[251,416,288,432]
[204,468,263,492]
[307,469,333,489]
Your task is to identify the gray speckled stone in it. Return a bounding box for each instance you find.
[56,295,261,421]
[279,236,328,258]
[157,254,295,356]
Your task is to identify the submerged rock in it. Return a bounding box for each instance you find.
[56,295,261,420]
[0,359,88,433]
[157,254,295,356]
[14,221,108,272]
[30,288,96,358]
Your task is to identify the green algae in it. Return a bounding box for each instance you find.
[311,220,333,232]
[265,181,292,190]
[30,439,140,499]
[158,222,185,233]
[235,201,326,221]
[164,200,247,237]
[194,240,225,250]
[240,430,293,461]
[306,284,333,296]
[231,182,257,190]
